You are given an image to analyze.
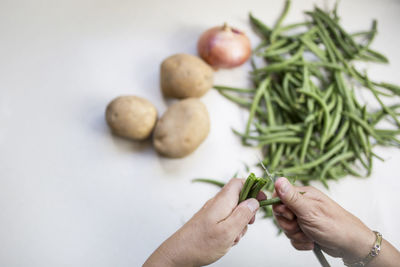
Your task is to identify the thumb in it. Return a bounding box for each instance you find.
[222,198,259,237]
[275,177,305,215]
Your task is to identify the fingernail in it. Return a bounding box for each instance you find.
[246,199,259,212]
[278,178,290,195]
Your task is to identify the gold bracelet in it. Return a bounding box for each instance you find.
[343,231,382,267]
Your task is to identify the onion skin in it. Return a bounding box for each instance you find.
[197,24,251,69]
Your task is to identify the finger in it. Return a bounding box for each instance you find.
[248,192,266,225]
[256,190,267,201]
[241,225,248,237]
[215,178,245,204]
[208,178,245,221]
[250,191,266,225]
[290,240,314,251]
[274,177,307,215]
[233,225,248,245]
[274,216,300,235]
[221,198,259,237]
[272,204,295,221]
[249,214,257,224]
[285,231,313,243]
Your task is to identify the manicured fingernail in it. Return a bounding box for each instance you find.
[246,199,259,212]
[278,178,289,194]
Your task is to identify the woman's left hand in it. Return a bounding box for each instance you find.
[143,178,263,267]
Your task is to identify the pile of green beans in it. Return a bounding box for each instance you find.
[215,0,400,190]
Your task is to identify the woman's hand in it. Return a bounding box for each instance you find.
[272,177,375,263]
[143,178,262,267]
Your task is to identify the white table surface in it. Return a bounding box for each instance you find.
[1,0,400,266]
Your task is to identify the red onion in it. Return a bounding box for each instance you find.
[197,23,251,69]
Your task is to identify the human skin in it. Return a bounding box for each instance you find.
[143,178,261,267]
[273,177,400,266]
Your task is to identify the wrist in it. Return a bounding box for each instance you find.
[144,233,194,267]
[143,244,178,267]
[157,229,201,267]
[342,227,376,263]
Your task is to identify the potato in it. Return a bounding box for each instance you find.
[105,96,157,140]
[153,98,210,158]
[160,53,214,98]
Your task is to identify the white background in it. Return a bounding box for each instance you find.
[1,0,400,266]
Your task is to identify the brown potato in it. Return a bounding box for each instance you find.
[160,53,214,98]
[153,98,210,158]
[105,96,157,140]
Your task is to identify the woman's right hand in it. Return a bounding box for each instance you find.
[272,177,376,263]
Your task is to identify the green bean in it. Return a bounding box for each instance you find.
[259,197,282,206]
[364,20,377,48]
[375,129,400,135]
[340,161,363,177]
[335,71,356,111]
[214,85,256,93]
[258,137,302,147]
[326,93,337,113]
[239,174,258,203]
[255,46,305,73]
[272,95,293,114]
[314,8,360,54]
[311,15,338,63]
[300,123,314,163]
[283,74,295,106]
[261,39,288,54]
[328,167,346,180]
[357,48,388,63]
[233,129,296,141]
[287,74,302,87]
[249,179,268,198]
[349,132,370,172]
[343,112,379,139]
[283,141,346,173]
[217,90,268,118]
[255,123,304,133]
[273,22,310,38]
[264,85,276,127]
[271,0,292,42]
[356,125,370,157]
[376,82,400,95]
[284,144,293,158]
[244,78,270,137]
[302,65,315,112]
[270,144,285,171]
[322,84,335,102]
[192,178,225,188]
[286,145,301,163]
[365,76,400,126]
[329,96,343,137]
[254,40,268,53]
[249,13,272,38]
[261,41,299,57]
[313,10,356,58]
[300,35,327,61]
[298,89,331,149]
[217,90,251,106]
[294,61,344,71]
